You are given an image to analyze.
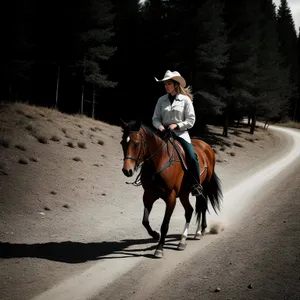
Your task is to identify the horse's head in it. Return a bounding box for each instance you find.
[120,119,146,177]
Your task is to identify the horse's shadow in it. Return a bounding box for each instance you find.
[0,234,181,263]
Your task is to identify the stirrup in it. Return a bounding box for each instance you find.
[191,184,203,196]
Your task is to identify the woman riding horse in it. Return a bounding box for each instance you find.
[121,71,222,258]
[153,70,203,197]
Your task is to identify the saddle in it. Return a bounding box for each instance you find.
[158,129,196,172]
[169,137,189,171]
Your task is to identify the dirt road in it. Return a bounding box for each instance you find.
[21,125,300,300]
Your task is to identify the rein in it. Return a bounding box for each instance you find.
[125,128,176,185]
[123,130,168,170]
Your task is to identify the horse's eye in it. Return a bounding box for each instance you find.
[134,141,139,148]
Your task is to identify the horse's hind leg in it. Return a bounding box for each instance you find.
[178,193,194,251]
[195,194,208,239]
[142,191,160,241]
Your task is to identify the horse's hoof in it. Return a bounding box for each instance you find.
[154,249,164,258]
[177,241,187,251]
[194,232,202,240]
[152,231,160,241]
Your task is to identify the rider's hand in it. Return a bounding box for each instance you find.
[158,125,165,132]
[168,124,178,130]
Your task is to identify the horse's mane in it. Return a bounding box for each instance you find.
[141,124,171,142]
[141,124,158,138]
[122,120,167,142]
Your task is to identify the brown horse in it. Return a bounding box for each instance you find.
[120,120,222,258]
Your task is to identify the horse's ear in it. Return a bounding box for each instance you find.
[120,118,128,129]
[136,119,142,129]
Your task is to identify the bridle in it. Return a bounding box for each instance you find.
[122,128,169,171]
[122,131,147,171]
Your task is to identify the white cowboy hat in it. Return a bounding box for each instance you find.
[154,70,186,88]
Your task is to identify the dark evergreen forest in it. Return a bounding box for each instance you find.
[2,0,299,135]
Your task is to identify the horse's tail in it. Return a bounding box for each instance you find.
[196,171,223,222]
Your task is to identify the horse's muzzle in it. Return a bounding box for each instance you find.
[122,168,133,177]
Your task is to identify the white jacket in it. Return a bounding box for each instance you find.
[152,93,196,143]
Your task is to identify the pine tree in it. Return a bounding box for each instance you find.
[192,0,229,132]
[277,0,299,120]
[78,0,117,89]
[110,0,141,120]
[1,0,34,101]
[74,0,117,117]
[297,29,300,121]
[223,1,260,136]
[256,0,292,124]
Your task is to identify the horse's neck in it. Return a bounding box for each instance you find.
[143,130,170,166]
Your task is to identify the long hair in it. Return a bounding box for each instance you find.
[171,79,194,101]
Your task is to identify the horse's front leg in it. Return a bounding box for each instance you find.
[154,193,176,258]
[178,193,194,250]
[142,191,160,241]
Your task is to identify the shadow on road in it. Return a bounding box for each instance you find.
[0,234,182,263]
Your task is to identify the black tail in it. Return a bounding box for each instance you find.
[196,171,223,222]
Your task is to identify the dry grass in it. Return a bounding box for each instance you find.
[245,137,255,143]
[18,157,29,165]
[29,157,38,162]
[233,142,243,148]
[0,163,9,175]
[15,108,26,116]
[15,144,27,151]
[277,121,300,129]
[0,169,9,175]
[232,130,242,136]
[222,141,232,147]
[25,114,35,120]
[67,141,75,148]
[73,156,82,162]
[0,137,10,148]
[37,135,48,144]
[25,124,34,132]
[77,141,86,149]
[50,135,61,142]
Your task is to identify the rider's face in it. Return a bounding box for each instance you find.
[164,80,176,95]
